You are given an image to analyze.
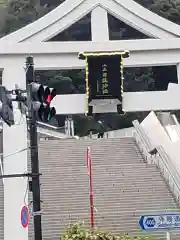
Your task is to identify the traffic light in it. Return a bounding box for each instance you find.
[31,83,56,122]
[25,56,57,122]
[0,86,14,126]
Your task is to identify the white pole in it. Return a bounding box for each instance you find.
[65,118,69,135]
[70,119,75,137]
[166,231,171,240]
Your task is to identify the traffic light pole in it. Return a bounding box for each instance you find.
[26,57,42,240]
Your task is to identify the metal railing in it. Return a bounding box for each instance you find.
[37,121,63,131]
[133,120,180,204]
[35,121,72,139]
[37,126,69,139]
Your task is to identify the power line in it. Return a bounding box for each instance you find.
[0,146,34,159]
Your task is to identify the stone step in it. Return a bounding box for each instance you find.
[43,140,136,145]
[27,137,180,239]
[39,160,145,167]
[40,171,164,179]
[41,203,178,212]
[49,147,139,151]
[40,187,171,195]
[40,145,139,150]
[39,155,143,161]
[40,164,146,170]
[40,170,160,175]
[40,191,175,198]
[40,218,176,232]
[40,179,170,187]
[40,155,143,160]
[41,195,177,204]
[41,184,171,192]
[39,154,141,159]
[39,164,158,171]
[41,201,178,210]
[41,196,175,203]
[40,191,176,199]
[39,146,139,153]
[41,206,178,214]
[40,142,138,147]
[39,137,135,144]
[41,186,170,192]
[40,212,180,226]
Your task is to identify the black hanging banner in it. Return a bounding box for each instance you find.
[87,55,122,101]
[78,51,129,115]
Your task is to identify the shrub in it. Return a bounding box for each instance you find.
[61,222,153,240]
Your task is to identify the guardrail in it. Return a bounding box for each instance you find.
[133,120,180,204]
[35,121,72,139]
[37,121,63,131]
[37,126,69,139]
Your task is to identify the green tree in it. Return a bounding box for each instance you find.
[135,0,180,24]
[150,0,180,24]
[0,0,47,35]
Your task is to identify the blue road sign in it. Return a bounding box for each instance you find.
[21,205,29,228]
[139,214,180,230]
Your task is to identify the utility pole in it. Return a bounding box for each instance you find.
[0,55,57,239]
[26,56,42,240]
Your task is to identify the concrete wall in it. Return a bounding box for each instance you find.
[141,111,180,171]
[2,59,28,240]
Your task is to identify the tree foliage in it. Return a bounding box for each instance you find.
[136,0,180,24]
[0,0,47,35]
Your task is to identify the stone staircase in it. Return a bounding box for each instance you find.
[27,137,180,240]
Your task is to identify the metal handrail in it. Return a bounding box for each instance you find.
[37,121,63,130]
[37,126,70,139]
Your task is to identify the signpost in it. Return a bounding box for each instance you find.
[21,205,29,228]
[139,214,180,240]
